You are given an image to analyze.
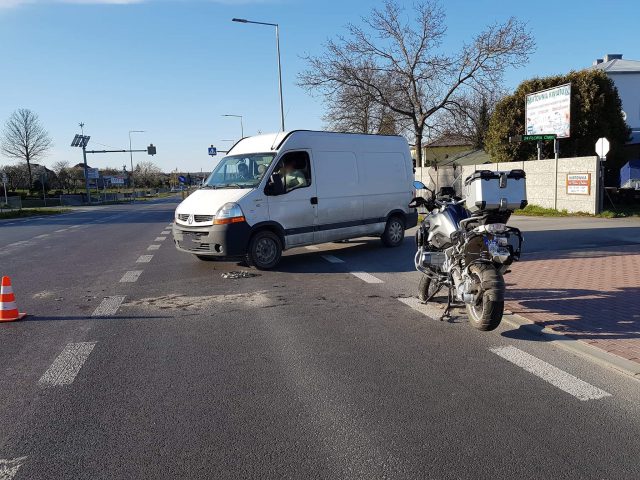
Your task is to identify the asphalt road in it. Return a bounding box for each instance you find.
[1,199,639,479]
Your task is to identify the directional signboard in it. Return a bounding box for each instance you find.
[523,134,557,142]
[208,146,217,156]
[178,175,186,184]
[595,137,610,159]
[86,168,99,179]
[1,173,7,185]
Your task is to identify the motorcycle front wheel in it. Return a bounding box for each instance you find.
[466,264,505,331]
[417,274,441,302]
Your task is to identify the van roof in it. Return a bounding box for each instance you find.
[227,130,405,156]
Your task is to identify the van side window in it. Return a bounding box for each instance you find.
[277,151,312,193]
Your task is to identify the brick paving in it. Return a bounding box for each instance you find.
[505,244,640,365]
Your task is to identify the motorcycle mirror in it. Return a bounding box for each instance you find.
[413,181,427,190]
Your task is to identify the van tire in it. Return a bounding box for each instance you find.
[381,215,405,248]
[246,230,282,270]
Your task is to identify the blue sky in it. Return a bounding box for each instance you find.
[1,0,639,173]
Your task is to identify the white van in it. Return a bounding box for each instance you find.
[172,130,417,269]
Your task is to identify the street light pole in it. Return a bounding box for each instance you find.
[232,18,285,131]
[222,114,244,139]
[129,130,145,201]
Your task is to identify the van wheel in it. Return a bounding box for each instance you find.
[381,216,405,247]
[246,231,282,270]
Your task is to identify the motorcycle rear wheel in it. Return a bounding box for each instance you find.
[465,264,505,331]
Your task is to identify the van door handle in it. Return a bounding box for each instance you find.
[310,197,318,205]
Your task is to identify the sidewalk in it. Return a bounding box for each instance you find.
[505,244,640,366]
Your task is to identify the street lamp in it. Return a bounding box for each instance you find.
[129,130,145,200]
[222,114,244,139]
[232,18,285,131]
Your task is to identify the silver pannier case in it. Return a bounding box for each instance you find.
[464,170,527,213]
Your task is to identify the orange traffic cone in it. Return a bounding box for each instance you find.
[0,276,27,322]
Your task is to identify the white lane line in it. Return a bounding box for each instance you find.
[161,231,170,235]
[490,345,611,401]
[92,296,125,317]
[137,254,153,263]
[34,234,49,239]
[147,244,160,251]
[69,225,82,229]
[321,254,344,264]
[154,236,166,242]
[350,272,384,284]
[54,228,69,233]
[38,342,96,386]
[305,245,319,251]
[0,456,28,479]
[120,270,143,283]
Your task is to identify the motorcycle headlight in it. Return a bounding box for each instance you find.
[214,202,246,225]
[485,223,507,234]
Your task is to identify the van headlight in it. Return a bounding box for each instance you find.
[214,203,246,225]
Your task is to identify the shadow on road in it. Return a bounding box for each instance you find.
[502,287,640,342]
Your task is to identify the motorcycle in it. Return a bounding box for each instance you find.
[410,171,525,331]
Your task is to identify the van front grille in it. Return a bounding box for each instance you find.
[177,214,189,221]
[194,215,214,223]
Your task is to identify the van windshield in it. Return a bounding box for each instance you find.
[203,153,276,189]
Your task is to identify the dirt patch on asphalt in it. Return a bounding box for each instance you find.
[123,291,273,311]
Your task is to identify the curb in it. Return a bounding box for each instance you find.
[502,311,640,379]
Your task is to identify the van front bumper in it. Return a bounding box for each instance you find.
[172,221,251,257]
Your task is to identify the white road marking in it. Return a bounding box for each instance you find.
[161,230,170,235]
[69,225,82,229]
[38,342,96,387]
[34,234,49,239]
[305,245,320,251]
[54,228,68,233]
[92,296,125,317]
[0,456,28,479]
[490,345,611,401]
[321,254,344,264]
[350,271,384,284]
[397,296,445,319]
[120,270,143,283]
[147,244,160,251]
[137,254,153,263]
[154,236,166,242]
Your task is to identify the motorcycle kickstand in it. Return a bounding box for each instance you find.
[439,287,454,323]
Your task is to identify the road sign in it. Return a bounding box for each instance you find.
[178,175,186,184]
[595,137,610,158]
[86,168,99,179]
[208,146,217,156]
[1,173,7,185]
[523,134,557,141]
[110,176,125,185]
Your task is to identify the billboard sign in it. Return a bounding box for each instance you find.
[525,83,571,138]
[86,168,100,179]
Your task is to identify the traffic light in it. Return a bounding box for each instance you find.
[147,144,157,156]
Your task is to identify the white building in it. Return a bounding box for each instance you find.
[593,54,640,144]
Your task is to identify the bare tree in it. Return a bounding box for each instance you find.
[437,89,505,150]
[52,161,73,192]
[299,0,534,167]
[135,161,163,188]
[1,109,53,187]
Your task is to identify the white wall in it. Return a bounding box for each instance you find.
[449,157,601,214]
